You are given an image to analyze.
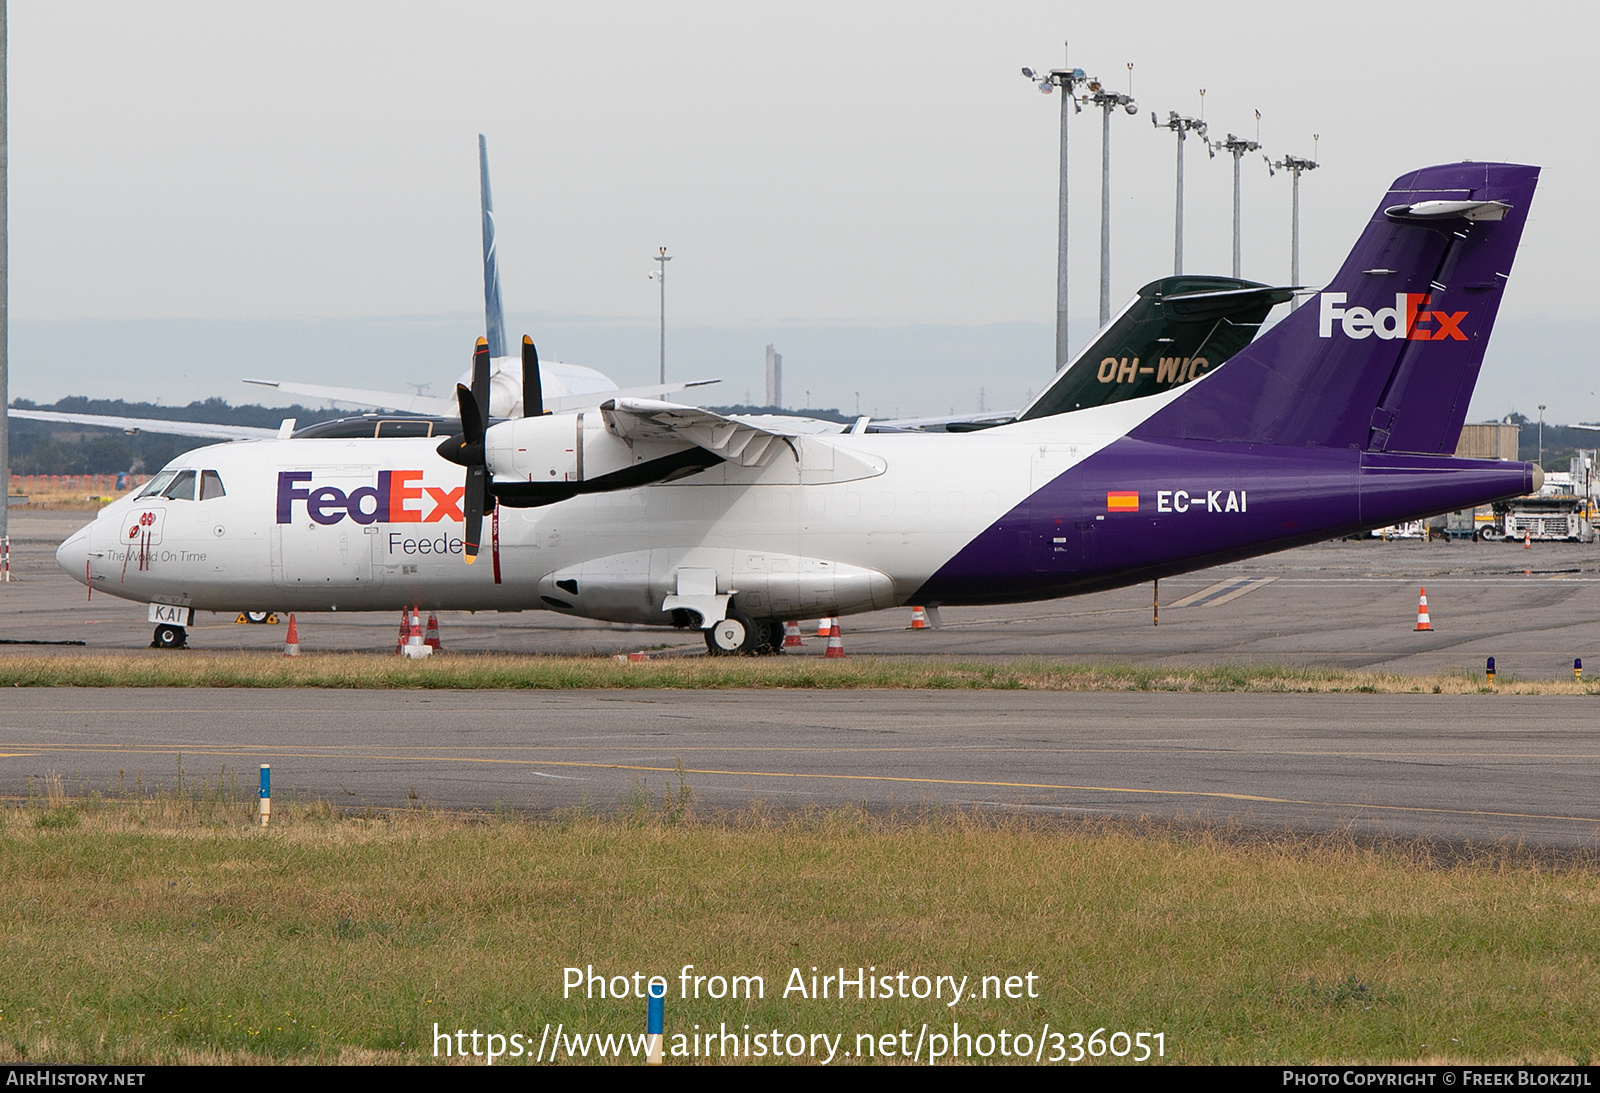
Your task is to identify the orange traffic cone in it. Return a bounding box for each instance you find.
[1524,531,1532,549]
[283,614,301,657]
[394,607,410,655]
[424,612,442,650]
[1415,587,1432,632]
[816,616,834,638]
[783,620,804,647]
[824,621,846,658]
[909,606,929,630]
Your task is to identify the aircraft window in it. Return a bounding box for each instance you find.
[136,471,177,499]
[200,470,226,500]
[160,469,197,501]
[376,420,437,438]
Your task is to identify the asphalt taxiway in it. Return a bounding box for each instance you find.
[3,688,1599,848]
[6,510,1600,846]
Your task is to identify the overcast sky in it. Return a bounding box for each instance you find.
[8,2,1598,418]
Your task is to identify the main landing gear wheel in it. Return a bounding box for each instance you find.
[755,618,785,655]
[705,611,761,656]
[151,625,188,649]
[244,611,272,624]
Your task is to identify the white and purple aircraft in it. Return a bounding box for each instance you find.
[58,162,1541,654]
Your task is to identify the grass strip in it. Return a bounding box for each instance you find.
[0,651,1585,694]
[2,781,1599,1066]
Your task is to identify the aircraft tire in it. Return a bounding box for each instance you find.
[705,611,760,656]
[152,625,188,650]
[753,618,785,655]
[244,611,272,624]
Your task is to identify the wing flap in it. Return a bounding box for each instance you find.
[600,398,797,467]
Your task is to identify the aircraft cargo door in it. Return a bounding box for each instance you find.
[271,469,383,590]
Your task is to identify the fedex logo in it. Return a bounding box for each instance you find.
[275,470,465,526]
[1318,293,1468,341]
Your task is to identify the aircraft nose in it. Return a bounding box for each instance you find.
[56,524,93,585]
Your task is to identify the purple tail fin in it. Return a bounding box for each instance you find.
[1133,162,1538,454]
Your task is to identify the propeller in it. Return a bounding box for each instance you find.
[522,335,543,416]
[437,337,495,564]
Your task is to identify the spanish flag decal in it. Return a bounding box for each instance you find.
[1106,491,1139,512]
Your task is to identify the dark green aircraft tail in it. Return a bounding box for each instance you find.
[1017,276,1292,420]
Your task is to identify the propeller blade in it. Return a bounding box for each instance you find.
[472,336,491,425]
[463,465,486,564]
[522,335,543,417]
[455,382,484,444]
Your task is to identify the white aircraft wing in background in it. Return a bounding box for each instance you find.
[7,408,280,441]
[242,376,721,417]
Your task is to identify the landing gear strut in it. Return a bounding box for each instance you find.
[151,625,188,649]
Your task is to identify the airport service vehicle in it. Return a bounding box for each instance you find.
[57,163,1542,655]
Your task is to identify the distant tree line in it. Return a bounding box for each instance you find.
[6,397,350,475]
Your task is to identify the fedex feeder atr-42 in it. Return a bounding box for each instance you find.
[57,163,1542,656]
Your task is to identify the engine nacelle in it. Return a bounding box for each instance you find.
[483,412,715,507]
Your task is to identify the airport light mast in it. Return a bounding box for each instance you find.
[1021,48,1090,373]
[1213,131,1263,279]
[1,0,10,578]
[649,247,672,384]
[1267,139,1319,308]
[1153,109,1206,275]
[1088,66,1139,324]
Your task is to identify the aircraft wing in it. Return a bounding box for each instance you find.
[546,378,719,413]
[242,379,458,416]
[599,398,796,467]
[244,376,721,417]
[9,408,279,441]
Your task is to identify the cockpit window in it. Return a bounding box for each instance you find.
[200,470,226,500]
[136,471,177,499]
[160,470,197,501]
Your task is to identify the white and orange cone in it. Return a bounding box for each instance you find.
[782,620,804,647]
[1524,531,1532,549]
[283,614,301,657]
[1415,587,1433,632]
[402,608,432,658]
[824,621,846,658]
[394,607,410,655]
[424,612,442,650]
[909,606,929,630]
[816,616,834,638]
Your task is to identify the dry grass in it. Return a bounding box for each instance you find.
[2,778,1600,1065]
[8,475,145,510]
[0,650,1584,694]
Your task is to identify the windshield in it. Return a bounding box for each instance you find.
[160,470,197,501]
[135,471,177,499]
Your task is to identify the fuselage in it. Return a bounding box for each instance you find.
[56,384,1536,628]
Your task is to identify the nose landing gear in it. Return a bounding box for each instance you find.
[151,625,188,649]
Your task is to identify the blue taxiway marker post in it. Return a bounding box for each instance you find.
[259,764,271,827]
[647,978,665,1064]
[1486,657,1496,688]
[1577,658,1584,682]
